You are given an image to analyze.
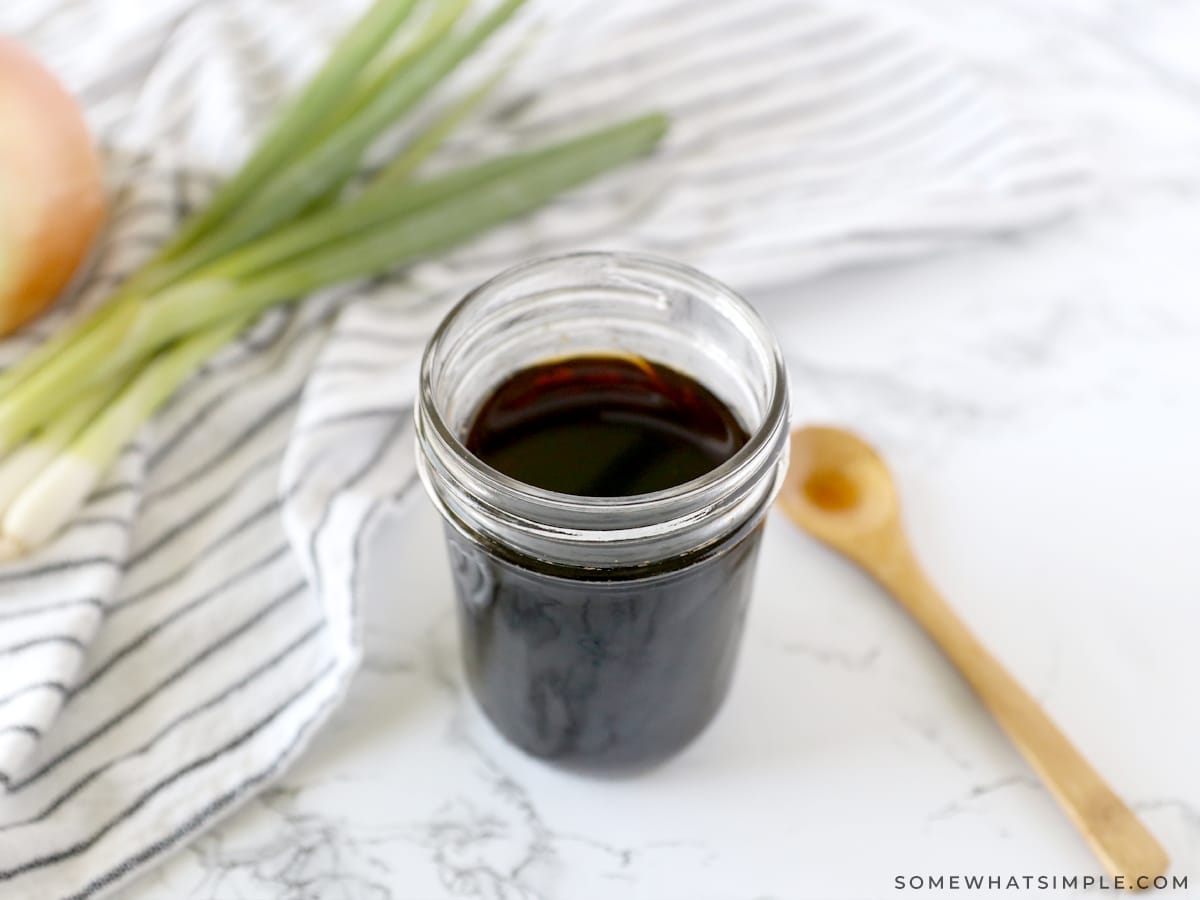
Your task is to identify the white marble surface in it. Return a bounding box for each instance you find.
[127,1,1200,897]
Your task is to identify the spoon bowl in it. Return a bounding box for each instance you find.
[778,425,1169,887]
[780,425,898,557]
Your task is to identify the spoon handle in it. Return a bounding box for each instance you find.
[872,532,1169,885]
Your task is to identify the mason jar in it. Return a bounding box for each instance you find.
[415,252,790,770]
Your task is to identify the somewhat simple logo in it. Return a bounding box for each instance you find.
[893,873,1189,892]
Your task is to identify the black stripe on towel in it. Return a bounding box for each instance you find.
[125,453,287,569]
[146,388,301,495]
[0,663,338,882]
[62,688,342,900]
[87,481,141,504]
[108,504,283,617]
[294,406,406,437]
[71,547,293,697]
[108,542,290,616]
[0,598,104,625]
[0,558,121,588]
[10,582,305,791]
[125,498,280,584]
[0,725,41,741]
[0,636,88,658]
[1,623,325,830]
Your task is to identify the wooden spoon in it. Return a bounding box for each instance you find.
[778,425,1168,885]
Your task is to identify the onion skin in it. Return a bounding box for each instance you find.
[0,38,105,337]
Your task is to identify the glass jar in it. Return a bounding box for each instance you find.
[416,252,790,770]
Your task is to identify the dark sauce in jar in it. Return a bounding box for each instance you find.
[447,354,763,769]
[465,355,748,496]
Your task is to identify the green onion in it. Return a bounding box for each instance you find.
[0,0,668,558]
[371,20,535,185]
[0,286,135,398]
[204,126,573,282]
[0,378,124,512]
[0,298,140,452]
[207,27,535,281]
[139,114,669,345]
[0,318,246,557]
[295,0,477,210]
[0,113,667,460]
[165,0,420,258]
[0,114,666,454]
[154,0,528,288]
[337,0,473,132]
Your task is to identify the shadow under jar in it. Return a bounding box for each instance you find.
[416,252,790,771]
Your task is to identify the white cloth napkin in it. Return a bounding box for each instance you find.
[0,0,1087,896]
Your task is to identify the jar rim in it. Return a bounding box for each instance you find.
[419,251,789,523]
[416,251,791,569]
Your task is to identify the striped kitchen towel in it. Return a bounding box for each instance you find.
[0,0,1088,896]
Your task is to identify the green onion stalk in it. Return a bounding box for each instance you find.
[0,0,669,557]
[0,319,248,559]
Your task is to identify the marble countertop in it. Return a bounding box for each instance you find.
[128,1,1200,897]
